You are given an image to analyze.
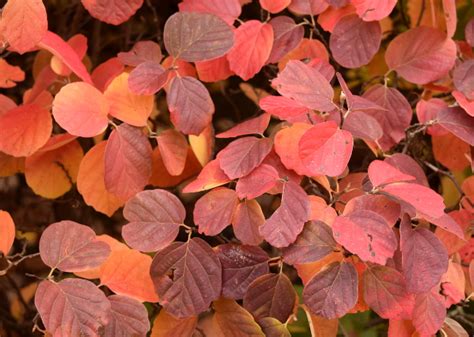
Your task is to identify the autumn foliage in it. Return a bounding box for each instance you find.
[1,0,474,336]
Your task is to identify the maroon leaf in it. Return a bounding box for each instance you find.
[268,16,304,64]
[259,181,310,248]
[412,291,446,336]
[452,60,474,100]
[194,187,239,236]
[122,189,185,252]
[128,61,169,95]
[216,243,269,299]
[438,106,474,146]
[232,199,265,246]
[35,279,111,337]
[400,219,449,293]
[216,114,271,139]
[217,136,273,179]
[117,40,163,66]
[167,76,215,135]
[384,153,429,187]
[104,123,152,200]
[150,238,222,318]
[288,0,328,15]
[81,0,143,25]
[303,262,358,319]
[272,60,334,112]
[363,265,414,319]
[329,14,382,68]
[332,210,397,264]
[236,164,279,200]
[283,221,337,265]
[39,220,110,272]
[343,194,401,227]
[104,295,150,337]
[343,111,383,141]
[163,12,234,62]
[243,273,297,323]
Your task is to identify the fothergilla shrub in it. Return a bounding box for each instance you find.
[0,0,473,336]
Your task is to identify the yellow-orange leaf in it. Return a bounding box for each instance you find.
[150,309,197,337]
[0,152,24,177]
[0,210,15,255]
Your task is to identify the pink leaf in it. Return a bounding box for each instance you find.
[412,292,446,337]
[232,199,265,245]
[260,0,290,13]
[438,106,474,146]
[268,16,304,63]
[217,114,271,138]
[128,61,169,95]
[259,95,310,121]
[178,0,241,25]
[368,160,416,187]
[452,60,474,100]
[384,153,429,187]
[343,111,383,141]
[351,0,397,21]
[104,295,150,337]
[117,40,163,66]
[236,164,279,199]
[183,158,231,193]
[81,0,143,25]
[157,129,188,176]
[416,98,450,136]
[289,0,329,15]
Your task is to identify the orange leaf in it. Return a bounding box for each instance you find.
[150,309,197,337]
[0,210,15,255]
[0,59,25,88]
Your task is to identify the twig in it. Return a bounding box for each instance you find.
[424,161,464,197]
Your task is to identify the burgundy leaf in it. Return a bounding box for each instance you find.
[412,291,446,336]
[232,199,265,246]
[216,243,269,299]
[343,194,401,227]
[268,16,304,64]
[104,295,150,337]
[438,106,474,146]
[122,189,185,252]
[288,0,328,15]
[128,61,169,95]
[343,111,383,141]
[236,164,279,200]
[452,60,474,100]
[118,40,162,66]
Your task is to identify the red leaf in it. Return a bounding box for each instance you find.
[329,14,381,68]
[438,106,474,146]
[368,160,416,187]
[243,273,297,323]
[117,40,163,67]
[227,20,274,80]
[39,220,110,272]
[303,262,358,319]
[194,187,239,236]
[38,31,93,84]
[217,136,273,179]
[385,27,457,84]
[268,16,304,64]
[260,0,290,13]
[50,34,88,77]
[384,153,429,187]
[0,59,25,88]
[343,194,401,227]
[167,76,215,135]
[157,129,188,176]
[104,295,150,337]
[216,243,269,299]
[217,114,271,138]
[351,0,397,21]
[363,265,414,319]
[178,0,241,25]
[236,164,279,200]
[412,292,446,337]
[416,98,450,136]
[150,238,222,318]
[259,181,310,248]
[81,0,143,25]
[91,58,125,92]
[183,158,231,193]
[35,279,111,336]
[0,0,47,54]
[343,111,383,141]
[0,210,15,255]
[272,60,334,112]
[299,121,353,177]
[452,60,474,100]
[289,0,329,15]
[164,12,234,62]
[259,95,310,121]
[283,221,337,265]
[274,123,313,176]
[400,219,449,293]
[52,82,109,137]
[122,189,185,252]
[195,55,233,82]
[104,124,152,200]
[232,199,265,245]
[0,103,52,157]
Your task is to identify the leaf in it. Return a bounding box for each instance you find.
[104,124,153,200]
[243,273,297,323]
[384,153,429,187]
[164,12,234,62]
[122,189,185,252]
[0,59,25,88]
[452,60,474,100]
[283,221,337,265]
[227,20,274,80]
[343,111,383,141]
[298,121,354,177]
[157,129,188,176]
[368,160,416,187]
[118,40,163,66]
[258,317,291,337]
[91,57,125,92]
[217,114,271,139]
[100,248,159,302]
[363,265,414,319]
[304,309,338,337]
[150,309,197,337]
[466,18,474,47]
[343,194,401,227]
[260,0,290,13]
[303,262,358,319]
[178,0,241,25]
[50,34,88,77]
[0,103,52,157]
[216,243,269,299]
[232,199,265,246]
[35,279,111,337]
[259,181,310,248]
[183,158,231,193]
[268,16,304,64]
[150,238,222,318]
[77,142,125,217]
[236,164,279,200]
[274,123,313,176]
[39,220,110,272]
[400,219,449,293]
[0,210,15,255]
[194,187,239,236]
[438,106,474,146]
[412,292,446,337]
[0,0,47,54]
[103,72,154,127]
[128,61,169,95]
[385,27,457,84]
[81,0,144,25]
[272,60,334,112]
[167,76,215,135]
[351,0,397,21]
[217,136,273,179]
[329,14,381,68]
[38,31,93,84]
[288,0,329,15]
[259,95,310,121]
[52,82,110,137]
[212,298,265,336]
[195,56,233,82]
[104,295,150,337]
